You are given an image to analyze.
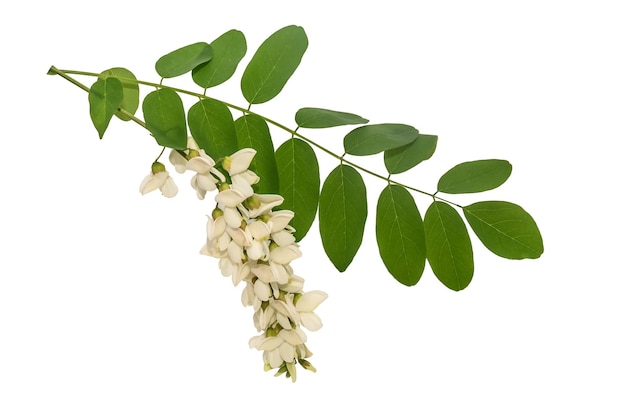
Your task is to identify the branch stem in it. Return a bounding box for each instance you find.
[49,66,462,206]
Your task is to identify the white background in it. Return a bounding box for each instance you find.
[2,1,625,415]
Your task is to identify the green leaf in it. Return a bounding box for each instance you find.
[142,88,187,149]
[376,185,426,286]
[88,77,123,139]
[235,114,279,194]
[241,25,308,104]
[193,29,247,88]
[344,123,419,156]
[98,67,139,121]
[295,107,368,128]
[463,201,544,259]
[438,159,513,194]
[155,42,213,78]
[188,98,238,159]
[384,134,438,174]
[275,138,319,241]
[424,201,474,291]
[319,164,367,272]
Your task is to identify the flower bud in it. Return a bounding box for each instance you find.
[245,196,261,210]
[212,208,224,219]
[298,359,317,373]
[151,161,166,174]
[266,327,279,338]
[222,156,233,173]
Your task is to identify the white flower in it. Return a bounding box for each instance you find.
[295,290,328,331]
[270,243,302,264]
[168,136,202,173]
[268,210,295,232]
[223,148,257,175]
[139,162,178,198]
[187,151,226,200]
[215,182,253,207]
[242,194,284,219]
[169,149,188,174]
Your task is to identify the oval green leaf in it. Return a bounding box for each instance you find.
[424,201,474,291]
[437,159,512,194]
[241,25,308,104]
[295,108,369,129]
[99,67,139,121]
[142,88,187,149]
[344,123,419,156]
[88,77,123,139]
[155,42,213,78]
[275,138,320,241]
[463,201,544,259]
[192,30,247,88]
[376,185,426,286]
[384,133,438,174]
[235,114,279,194]
[188,98,238,159]
[319,164,367,272]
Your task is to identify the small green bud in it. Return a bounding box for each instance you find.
[218,182,230,192]
[211,208,224,219]
[259,214,271,223]
[151,161,166,174]
[266,327,278,338]
[222,156,232,172]
[245,196,261,210]
[269,241,279,251]
[188,149,200,159]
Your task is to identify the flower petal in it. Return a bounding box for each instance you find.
[270,245,302,264]
[215,188,247,207]
[254,280,271,301]
[280,328,306,345]
[169,150,188,173]
[295,290,328,312]
[299,312,323,331]
[160,176,178,197]
[228,148,257,175]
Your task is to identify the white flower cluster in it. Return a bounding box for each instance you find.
[139,141,327,382]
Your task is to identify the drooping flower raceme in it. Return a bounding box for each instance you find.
[141,143,327,382]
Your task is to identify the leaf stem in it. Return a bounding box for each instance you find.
[49,67,461,207]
